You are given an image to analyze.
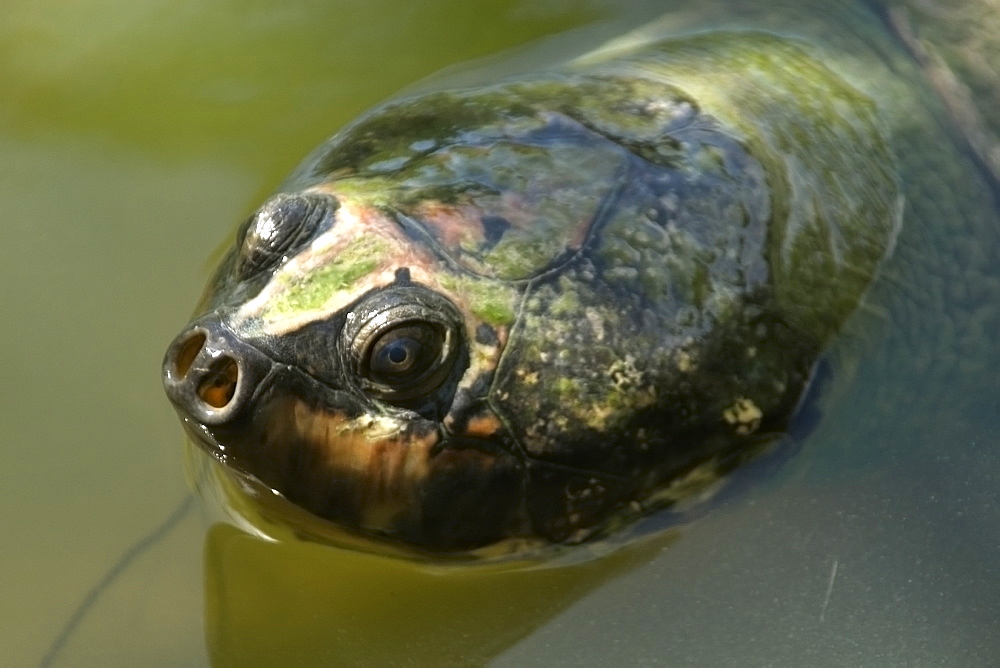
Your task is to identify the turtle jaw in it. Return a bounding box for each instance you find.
[222,385,527,551]
[188,385,526,551]
[163,317,526,551]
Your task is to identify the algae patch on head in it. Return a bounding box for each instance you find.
[266,236,389,317]
[483,231,562,281]
[439,273,518,327]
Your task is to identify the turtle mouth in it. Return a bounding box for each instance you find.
[163,314,368,477]
[163,315,527,550]
[175,413,228,461]
[164,319,672,552]
[176,383,525,550]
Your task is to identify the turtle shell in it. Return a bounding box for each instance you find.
[163,32,900,554]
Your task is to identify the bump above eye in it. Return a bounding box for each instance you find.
[235,192,338,279]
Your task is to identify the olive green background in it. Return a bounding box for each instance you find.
[2,0,998,665]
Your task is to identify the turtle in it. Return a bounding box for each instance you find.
[162,2,999,556]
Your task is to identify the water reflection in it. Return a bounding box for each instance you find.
[204,523,674,665]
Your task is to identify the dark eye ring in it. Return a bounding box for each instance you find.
[344,287,464,405]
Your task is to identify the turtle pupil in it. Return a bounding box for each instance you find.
[376,337,418,373]
[387,343,409,365]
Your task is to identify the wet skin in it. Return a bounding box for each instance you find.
[163,17,994,554]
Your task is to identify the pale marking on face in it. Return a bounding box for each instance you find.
[234,186,519,439]
[675,349,695,372]
[464,413,503,438]
[585,307,605,342]
[236,194,439,336]
[289,399,439,528]
[722,396,763,435]
[412,201,486,250]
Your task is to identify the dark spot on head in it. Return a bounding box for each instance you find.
[468,372,492,398]
[395,267,411,284]
[481,215,511,247]
[447,388,475,424]
[474,323,499,347]
[444,399,478,435]
[451,397,501,432]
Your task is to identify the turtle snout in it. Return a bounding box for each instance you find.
[162,319,267,426]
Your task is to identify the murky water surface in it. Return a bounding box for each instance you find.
[2,1,998,665]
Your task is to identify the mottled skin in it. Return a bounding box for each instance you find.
[164,1,999,554]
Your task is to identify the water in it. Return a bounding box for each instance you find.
[2,1,998,665]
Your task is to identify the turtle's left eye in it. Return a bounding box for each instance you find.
[345,286,465,407]
[235,193,337,279]
[364,322,449,396]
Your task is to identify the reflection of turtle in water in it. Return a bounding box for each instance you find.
[163,3,999,554]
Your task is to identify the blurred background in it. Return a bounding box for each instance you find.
[2,1,998,665]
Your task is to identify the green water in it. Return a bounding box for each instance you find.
[2,0,998,665]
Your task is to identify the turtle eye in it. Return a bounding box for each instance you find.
[364,322,448,394]
[345,286,465,407]
[235,193,337,279]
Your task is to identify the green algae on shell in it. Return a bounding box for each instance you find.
[164,25,917,556]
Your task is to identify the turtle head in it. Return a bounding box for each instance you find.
[164,37,903,554]
[162,78,653,552]
[162,185,537,551]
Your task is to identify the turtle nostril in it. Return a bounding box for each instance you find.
[164,323,257,422]
[197,355,240,408]
[175,332,207,378]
